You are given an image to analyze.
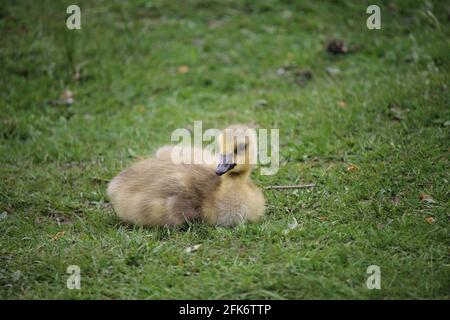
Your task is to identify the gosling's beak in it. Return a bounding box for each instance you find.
[215,155,236,176]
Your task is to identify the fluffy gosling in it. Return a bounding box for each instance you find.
[107,125,265,227]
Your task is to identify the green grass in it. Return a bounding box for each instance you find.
[0,0,449,299]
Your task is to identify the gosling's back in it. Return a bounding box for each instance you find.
[107,159,221,226]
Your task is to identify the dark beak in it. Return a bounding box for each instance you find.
[215,154,236,176]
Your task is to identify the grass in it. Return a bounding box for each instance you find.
[0,0,449,299]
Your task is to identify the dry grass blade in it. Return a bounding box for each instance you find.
[265,183,316,190]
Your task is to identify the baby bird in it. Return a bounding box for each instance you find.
[107,125,265,227]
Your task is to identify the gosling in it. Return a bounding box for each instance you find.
[107,125,265,227]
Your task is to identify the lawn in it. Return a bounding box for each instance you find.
[0,0,449,299]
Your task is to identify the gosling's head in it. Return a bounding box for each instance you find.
[215,125,258,177]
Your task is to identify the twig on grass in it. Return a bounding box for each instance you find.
[264,183,316,190]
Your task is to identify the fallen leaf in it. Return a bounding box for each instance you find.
[419,192,437,204]
[184,244,201,253]
[326,39,348,54]
[50,231,65,241]
[425,216,435,224]
[177,65,189,74]
[346,164,359,172]
[338,100,347,108]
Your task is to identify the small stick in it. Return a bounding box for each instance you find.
[265,183,316,190]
